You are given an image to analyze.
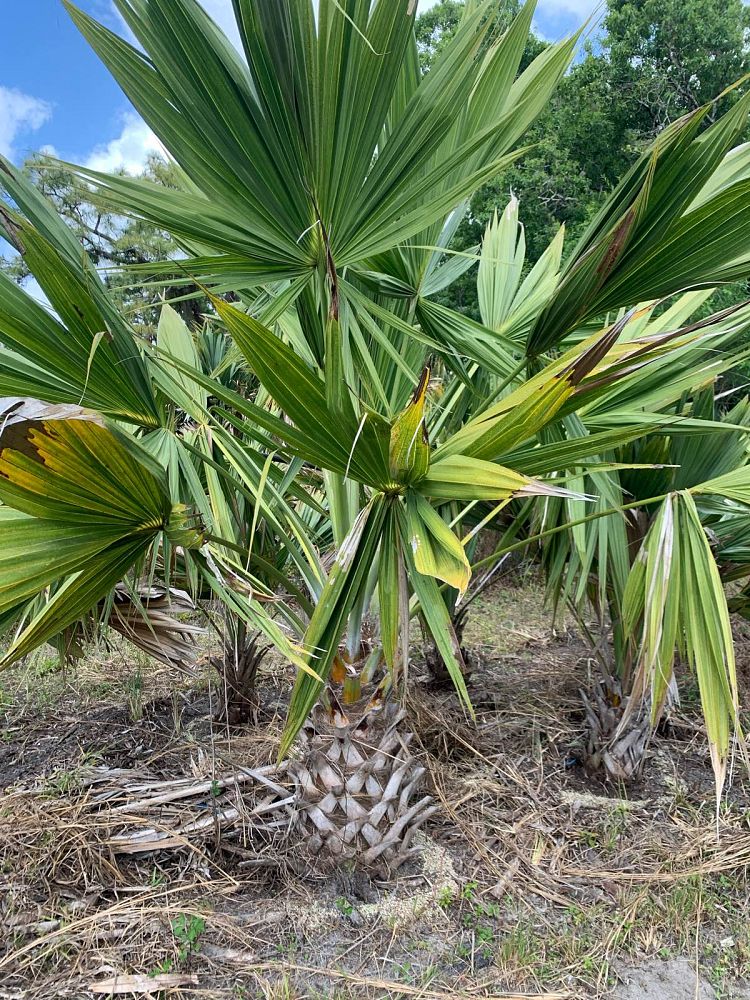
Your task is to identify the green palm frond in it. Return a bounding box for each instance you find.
[0,400,202,667]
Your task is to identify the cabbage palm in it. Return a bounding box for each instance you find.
[3,0,750,862]
[456,108,750,796]
[0,0,580,866]
[422,184,750,793]
[541,366,750,783]
[523,244,750,792]
[0,159,312,679]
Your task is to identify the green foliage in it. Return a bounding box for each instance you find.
[604,0,750,138]
[418,0,750,321]
[2,0,750,803]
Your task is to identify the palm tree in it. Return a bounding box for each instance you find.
[3,0,750,862]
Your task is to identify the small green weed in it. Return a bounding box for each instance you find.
[151,913,206,975]
[172,913,205,962]
[458,881,502,960]
[125,667,144,721]
[437,884,455,908]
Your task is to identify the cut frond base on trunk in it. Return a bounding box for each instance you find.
[287,702,438,873]
[581,680,652,781]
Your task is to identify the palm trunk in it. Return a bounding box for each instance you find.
[212,623,270,725]
[287,636,437,871]
[580,679,652,780]
[424,606,474,686]
[580,508,656,779]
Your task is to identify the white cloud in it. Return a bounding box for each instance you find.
[85,112,164,174]
[537,0,594,22]
[0,87,51,160]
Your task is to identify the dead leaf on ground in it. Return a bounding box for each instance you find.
[88,973,198,994]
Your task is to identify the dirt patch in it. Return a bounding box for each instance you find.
[613,958,720,999]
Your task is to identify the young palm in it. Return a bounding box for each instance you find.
[4,0,750,863]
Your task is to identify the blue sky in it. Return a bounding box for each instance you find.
[1,1,590,173]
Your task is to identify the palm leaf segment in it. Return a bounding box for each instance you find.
[61,0,576,296]
[0,399,202,667]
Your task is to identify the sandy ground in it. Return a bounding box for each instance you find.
[614,957,749,999]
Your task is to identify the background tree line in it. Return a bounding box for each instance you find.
[419,0,750,315]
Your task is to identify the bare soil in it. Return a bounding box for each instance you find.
[612,957,724,999]
[2,575,750,999]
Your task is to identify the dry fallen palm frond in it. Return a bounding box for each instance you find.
[88,973,199,994]
[0,763,296,906]
[106,584,204,672]
[54,583,204,671]
[78,764,296,856]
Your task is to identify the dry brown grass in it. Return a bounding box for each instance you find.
[2,586,750,999]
